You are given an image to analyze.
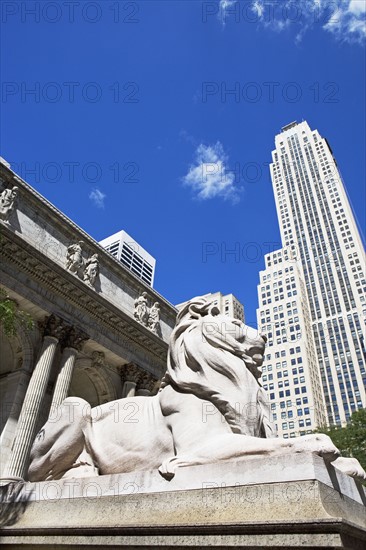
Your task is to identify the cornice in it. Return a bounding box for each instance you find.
[0,225,168,364]
[0,161,178,318]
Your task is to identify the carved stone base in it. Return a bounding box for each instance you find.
[1,454,365,548]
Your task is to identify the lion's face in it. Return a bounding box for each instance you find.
[165,296,271,436]
[169,297,267,380]
[198,305,267,370]
[238,323,267,368]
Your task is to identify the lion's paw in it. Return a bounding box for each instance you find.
[292,434,340,462]
[158,458,177,481]
[331,457,366,481]
[158,455,198,480]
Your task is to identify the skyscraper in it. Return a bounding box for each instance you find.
[99,230,156,287]
[177,291,245,322]
[257,247,327,438]
[257,121,366,430]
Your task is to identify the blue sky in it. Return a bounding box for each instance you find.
[1,0,365,326]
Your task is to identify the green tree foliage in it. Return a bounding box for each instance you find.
[317,409,366,470]
[0,288,34,336]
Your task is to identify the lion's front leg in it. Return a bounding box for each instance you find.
[159,387,341,480]
[159,432,340,480]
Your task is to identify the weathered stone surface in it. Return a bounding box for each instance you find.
[0,185,18,224]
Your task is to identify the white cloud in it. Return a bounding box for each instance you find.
[323,0,366,43]
[219,0,237,25]
[349,0,366,16]
[219,0,365,44]
[251,0,264,18]
[89,188,106,208]
[183,142,240,203]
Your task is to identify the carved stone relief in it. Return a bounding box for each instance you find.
[83,254,99,290]
[91,351,105,367]
[134,292,162,337]
[0,186,18,224]
[66,241,85,278]
[66,243,100,290]
[133,292,149,326]
[148,302,161,336]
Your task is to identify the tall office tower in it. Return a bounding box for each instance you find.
[257,248,327,438]
[259,120,366,428]
[177,292,245,322]
[100,230,156,287]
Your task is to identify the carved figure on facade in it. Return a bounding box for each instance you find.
[0,186,18,224]
[66,241,84,277]
[148,302,161,336]
[91,350,105,367]
[83,253,99,290]
[133,292,149,326]
[28,296,366,483]
[134,292,162,336]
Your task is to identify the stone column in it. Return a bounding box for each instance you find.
[120,363,142,398]
[2,315,64,479]
[0,370,31,477]
[50,327,89,410]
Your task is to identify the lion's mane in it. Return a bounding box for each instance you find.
[161,297,276,438]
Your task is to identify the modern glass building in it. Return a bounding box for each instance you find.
[100,230,156,287]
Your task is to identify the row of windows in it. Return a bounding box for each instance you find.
[262,346,301,362]
[121,244,153,274]
[281,418,312,430]
[283,430,313,438]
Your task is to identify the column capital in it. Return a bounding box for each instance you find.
[61,326,89,352]
[119,363,142,384]
[138,371,159,393]
[38,314,65,340]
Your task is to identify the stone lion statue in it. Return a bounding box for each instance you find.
[28,297,365,482]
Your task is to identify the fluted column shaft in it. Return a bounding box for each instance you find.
[50,347,78,409]
[3,335,58,478]
[0,370,31,477]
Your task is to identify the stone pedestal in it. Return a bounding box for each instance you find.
[1,454,365,548]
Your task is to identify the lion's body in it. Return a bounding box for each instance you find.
[85,395,174,475]
[28,387,232,481]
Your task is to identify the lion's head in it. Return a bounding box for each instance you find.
[161,297,275,438]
